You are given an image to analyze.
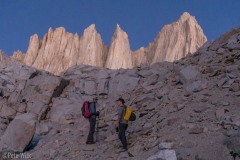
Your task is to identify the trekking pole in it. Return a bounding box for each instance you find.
[131,97,137,105]
[95,115,99,142]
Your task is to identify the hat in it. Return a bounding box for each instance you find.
[116,98,125,104]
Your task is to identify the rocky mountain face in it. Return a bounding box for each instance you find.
[78,24,108,67]
[12,50,25,62]
[0,50,21,67]
[105,24,133,69]
[145,12,207,64]
[0,27,239,159]
[21,25,108,75]
[11,12,206,75]
[0,50,8,63]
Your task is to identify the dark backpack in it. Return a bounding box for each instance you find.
[81,101,91,119]
[129,112,136,121]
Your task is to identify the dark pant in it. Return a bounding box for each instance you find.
[119,123,128,149]
[87,116,96,142]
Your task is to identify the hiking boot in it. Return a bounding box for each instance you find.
[86,141,95,144]
[117,145,123,149]
[118,148,128,152]
[128,152,134,157]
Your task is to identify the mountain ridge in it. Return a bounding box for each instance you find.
[9,12,207,75]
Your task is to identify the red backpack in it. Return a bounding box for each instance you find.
[81,101,91,119]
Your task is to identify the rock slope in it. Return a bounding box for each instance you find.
[12,12,206,75]
[0,26,239,160]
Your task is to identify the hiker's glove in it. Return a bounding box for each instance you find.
[96,111,100,116]
[116,127,119,132]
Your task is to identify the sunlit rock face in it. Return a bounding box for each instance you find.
[18,12,206,75]
[105,24,133,69]
[23,25,107,75]
[145,12,207,64]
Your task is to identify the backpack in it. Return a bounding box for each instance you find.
[124,106,136,121]
[81,101,91,119]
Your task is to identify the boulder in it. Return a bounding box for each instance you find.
[193,103,211,113]
[128,142,145,156]
[0,113,37,152]
[143,74,159,86]
[49,98,80,124]
[8,92,20,104]
[234,91,240,96]
[15,80,26,91]
[18,103,27,113]
[83,81,96,95]
[97,69,109,79]
[145,136,159,149]
[147,149,177,160]
[0,103,17,118]
[159,142,174,150]
[217,78,228,87]
[227,34,240,50]
[117,151,129,160]
[185,80,207,92]
[215,108,226,120]
[109,75,139,97]
[137,70,153,78]
[230,83,240,92]
[21,73,61,103]
[179,66,200,84]
[28,101,47,117]
[143,122,153,129]
[97,79,109,95]
[36,121,51,135]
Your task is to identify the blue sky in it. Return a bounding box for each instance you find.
[0,0,239,55]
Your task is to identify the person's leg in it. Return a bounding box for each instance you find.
[122,124,128,149]
[118,128,121,140]
[87,117,96,143]
[119,123,128,150]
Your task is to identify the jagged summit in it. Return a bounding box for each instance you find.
[115,24,124,32]
[79,24,108,67]
[9,12,207,75]
[105,24,132,69]
[0,50,8,62]
[12,50,24,62]
[84,24,97,32]
[82,24,99,37]
[179,12,192,20]
[112,24,128,39]
[145,12,207,64]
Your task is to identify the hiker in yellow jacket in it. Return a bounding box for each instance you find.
[116,98,128,152]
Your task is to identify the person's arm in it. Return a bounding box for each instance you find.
[118,107,124,124]
[0,89,3,97]
[114,121,119,132]
[90,102,99,116]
